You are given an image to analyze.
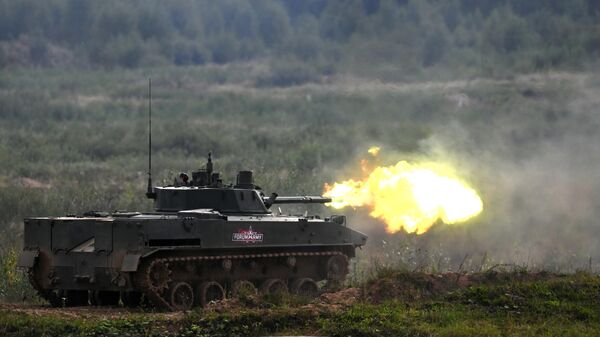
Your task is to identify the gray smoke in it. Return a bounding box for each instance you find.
[350,74,600,273]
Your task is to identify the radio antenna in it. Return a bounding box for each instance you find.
[146,78,156,199]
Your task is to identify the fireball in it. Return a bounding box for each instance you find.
[324,149,483,234]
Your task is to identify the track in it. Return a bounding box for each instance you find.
[26,251,350,311]
[135,251,348,311]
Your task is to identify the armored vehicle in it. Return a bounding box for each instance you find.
[18,152,367,310]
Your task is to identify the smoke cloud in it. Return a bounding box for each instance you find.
[348,74,600,273]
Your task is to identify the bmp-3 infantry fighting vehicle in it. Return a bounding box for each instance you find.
[18,82,367,310]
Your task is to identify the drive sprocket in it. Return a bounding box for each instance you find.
[147,260,171,294]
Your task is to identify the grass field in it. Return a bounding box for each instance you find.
[2,65,600,284]
[1,271,599,337]
[0,66,586,225]
[2,65,600,337]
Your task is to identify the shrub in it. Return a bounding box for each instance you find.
[256,58,320,87]
[29,38,48,66]
[0,243,37,303]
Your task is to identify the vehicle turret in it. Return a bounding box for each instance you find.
[147,153,331,214]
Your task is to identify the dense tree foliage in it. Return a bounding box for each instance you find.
[1,0,600,81]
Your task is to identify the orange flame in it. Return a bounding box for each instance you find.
[323,149,483,234]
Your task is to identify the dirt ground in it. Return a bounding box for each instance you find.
[0,302,183,320]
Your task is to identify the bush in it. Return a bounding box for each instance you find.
[0,243,37,303]
[256,58,320,87]
[482,7,534,55]
[172,41,208,65]
[29,38,48,66]
[283,34,323,62]
[90,33,143,68]
[209,34,239,64]
[422,29,447,67]
[0,47,6,68]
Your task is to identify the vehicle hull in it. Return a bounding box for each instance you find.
[19,212,367,309]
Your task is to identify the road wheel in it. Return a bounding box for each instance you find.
[197,281,225,307]
[231,280,257,298]
[325,255,348,281]
[169,282,194,311]
[291,278,319,297]
[260,279,287,295]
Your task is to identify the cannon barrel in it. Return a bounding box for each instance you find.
[272,196,332,204]
[263,194,331,207]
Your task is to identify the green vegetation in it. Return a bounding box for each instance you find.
[2,2,600,335]
[1,64,600,301]
[1,272,599,336]
[1,0,600,82]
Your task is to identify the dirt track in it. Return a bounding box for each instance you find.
[0,302,184,320]
[0,286,363,319]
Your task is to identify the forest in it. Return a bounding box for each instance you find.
[1,0,600,83]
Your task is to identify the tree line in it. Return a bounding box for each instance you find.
[1,0,600,81]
